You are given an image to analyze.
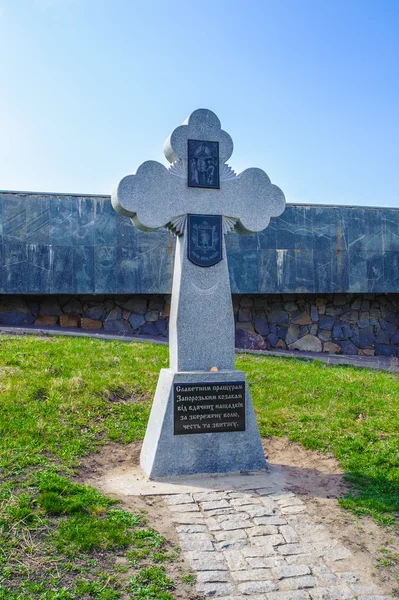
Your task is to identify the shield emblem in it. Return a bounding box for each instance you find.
[187,214,222,267]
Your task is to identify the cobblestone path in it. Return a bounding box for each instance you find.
[164,488,390,600]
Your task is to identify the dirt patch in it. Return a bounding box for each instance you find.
[78,437,399,597]
[77,441,203,599]
[264,436,399,596]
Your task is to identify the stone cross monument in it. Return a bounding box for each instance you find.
[112,109,286,478]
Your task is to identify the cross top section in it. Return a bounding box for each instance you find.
[163,108,233,165]
[112,108,285,235]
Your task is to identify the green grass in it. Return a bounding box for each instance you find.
[0,335,191,599]
[1,334,399,597]
[241,353,399,525]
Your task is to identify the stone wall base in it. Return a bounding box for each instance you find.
[1,293,399,357]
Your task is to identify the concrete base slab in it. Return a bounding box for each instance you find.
[94,463,285,497]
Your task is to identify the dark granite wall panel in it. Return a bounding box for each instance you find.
[1,191,399,294]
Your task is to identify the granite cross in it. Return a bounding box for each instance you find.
[112,109,286,477]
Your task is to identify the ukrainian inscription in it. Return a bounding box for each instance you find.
[174,381,246,435]
[187,214,222,267]
[188,139,220,188]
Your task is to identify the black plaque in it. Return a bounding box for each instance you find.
[174,381,246,435]
[187,214,222,267]
[187,139,220,189]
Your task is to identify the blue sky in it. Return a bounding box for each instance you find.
[0,0,398,206]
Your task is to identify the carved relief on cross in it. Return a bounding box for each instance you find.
[112,109,286,372]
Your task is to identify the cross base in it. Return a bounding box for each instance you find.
[140,369,267,479]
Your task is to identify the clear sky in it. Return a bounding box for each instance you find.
[0,0,398,206]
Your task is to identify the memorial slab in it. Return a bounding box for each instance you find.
[112,108,286,477]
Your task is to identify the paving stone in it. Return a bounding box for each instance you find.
[311,566,337,584]
[281,506,306,515]
[220,514,251,530]
[215,529,247,541]
[231,497,263,507]
[215,538,248,550]
[201,499,230,510]
[242,505,277,517]
[197,571,231,583]
[176,524,208,533]
[180,537,214,551]
[193,491,227,502]
[274,565,311,579]
[267,591,311,600]
[207,507,235,517]
[279,576,319,590]
[248,557,287,569]
[179,532,213,542]
[238,580,278,594]
[206,517,223,531]
[186,551,227,571]
[163,493,193,505]
[255,516,288,526]
[242,546,276,558]
[197,581,236,596]
[232,569,273,582]
[252,534,285,547]
[279,525,301,543]
[171,513,205,524]
[215,596,267,600]
[247,525,279,537]
[277,544,314,556]
[285,554,324,566]
[168,503,200,512]
[224,549,249,571]
[308,585,354,600]
[357,596,392,600]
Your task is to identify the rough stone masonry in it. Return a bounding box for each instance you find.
[112,108,285,477]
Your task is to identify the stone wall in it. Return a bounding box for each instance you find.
[1,293,399,357]
[3,191,399,295]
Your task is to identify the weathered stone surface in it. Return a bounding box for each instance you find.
[35,315,58,326]
[59,314,79,327]
[0,298,35,325]
[103,319,132,333]
[231,569,273,581]
[197,581,235,596]
[139,322,158,336]
[308,585,354,600]
[238,307,252,322]
[128,313,146,329]
[80,317,102,330]
[164,493,194,505]
[274,565,311,579]
[254,317,269,335]
[289,335,322,353]
[236,328,267,350]
[238,580,278,594]
[145,309,159,322]
[319,316,335,330]
[291,312,312,325]
[339,340,358,355]
[196,570,231,583]
[279,576,319,590]
[323,342,341,354]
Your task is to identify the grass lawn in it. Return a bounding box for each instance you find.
[1,335,399,598]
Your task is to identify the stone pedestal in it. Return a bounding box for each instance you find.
[169,233,235,372]
[140,369,267,479]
